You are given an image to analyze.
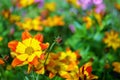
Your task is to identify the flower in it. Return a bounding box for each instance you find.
[8,31,49,67]
[112,62,120,73]
[0,58,4,65]
[93,0,103,5]
[16,17,43,31]
[45,2,56,12]
[34,0,44,8]
[103,30,120,50]
[42,16,64,27]
[16,0,34,8]
[95,3,106,13]
[79,62,98,80]
[77,0,93,10]
[82,16,93,29]
[0,36,3,41]
[69,24,76,33]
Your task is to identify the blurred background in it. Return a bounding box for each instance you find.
[0,0,120,80]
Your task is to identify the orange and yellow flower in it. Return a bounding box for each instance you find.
[103,30,120,50]
[8,31,49,67]
[45,2,56,12]
[42,16,64,27]
[16,17,43,31]
[112,62,120,73]
[16,0,34,8]
[83,16,93,29]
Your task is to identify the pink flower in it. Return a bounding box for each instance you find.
[93,0,103,5]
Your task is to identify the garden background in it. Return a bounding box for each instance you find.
[0,0,120,80]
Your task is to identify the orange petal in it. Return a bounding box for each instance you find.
[22,31,31,40]
[35,67,45,74]
[8,41,18,51]
[11,58,23,67]
[0,58,4,65]
[40,43,49,50]
[34,34,43,42]
[29,56,39,66]
[49,72,55,79]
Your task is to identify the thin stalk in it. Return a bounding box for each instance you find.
[44,41,56,65]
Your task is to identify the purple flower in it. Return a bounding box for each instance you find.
[95,3,105,13]
[34,0,44,8]
[77,0,93,10]
[93,0,103,5]
[69,24,75,33]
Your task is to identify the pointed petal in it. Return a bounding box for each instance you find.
[22,31,31,40]
[35,67,45,74]
[30,38,41,51]
[34,51,42,58]
[29,56,39,66]
[28,53,36,62]
[11,58,23,67]
[8,41,18,51]
[16,42,26,54]
[34,34,43,42]
[22,38,32,46]
[40,43,49,50]
[49,72,56,79]
[17,54,28,61]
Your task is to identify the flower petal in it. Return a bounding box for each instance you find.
[16,42,26,54]
[30,38,41,51]
[11,58,23,67]
[28,53,36,62]
[22,38,32,46]
[22,31,31,40]
[17,54,28,61]
[40,43,49,50]
[35,51,42,57]
[0,58,4,65]
[8,41,18,51]
[29,56,39,66]
[34,34,43,42]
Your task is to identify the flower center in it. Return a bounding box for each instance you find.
[54,65,61,71]
[25,47,34,55]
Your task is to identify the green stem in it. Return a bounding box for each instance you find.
[44,41,56,65]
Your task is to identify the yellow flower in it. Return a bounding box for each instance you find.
[42,16,64,27]
[45,2,56,12]
[2,9,11,19]
[103,30,120,50]
[67,0,80,7]
[9,15,20,23]
[83,16,93,29]
[94,13,102,25]
[114,3,120,11]
[112,62,120,73]
[17,0,34,8]
[16,17,43,31]
[8,31,49,67]
[59,48,77,62]
[0,36,3,41]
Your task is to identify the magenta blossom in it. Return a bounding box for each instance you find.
[34,0,44,8]
[93,0,103,5]
[95,3,105,13]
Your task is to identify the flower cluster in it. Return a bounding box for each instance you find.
[16,16,64,31]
